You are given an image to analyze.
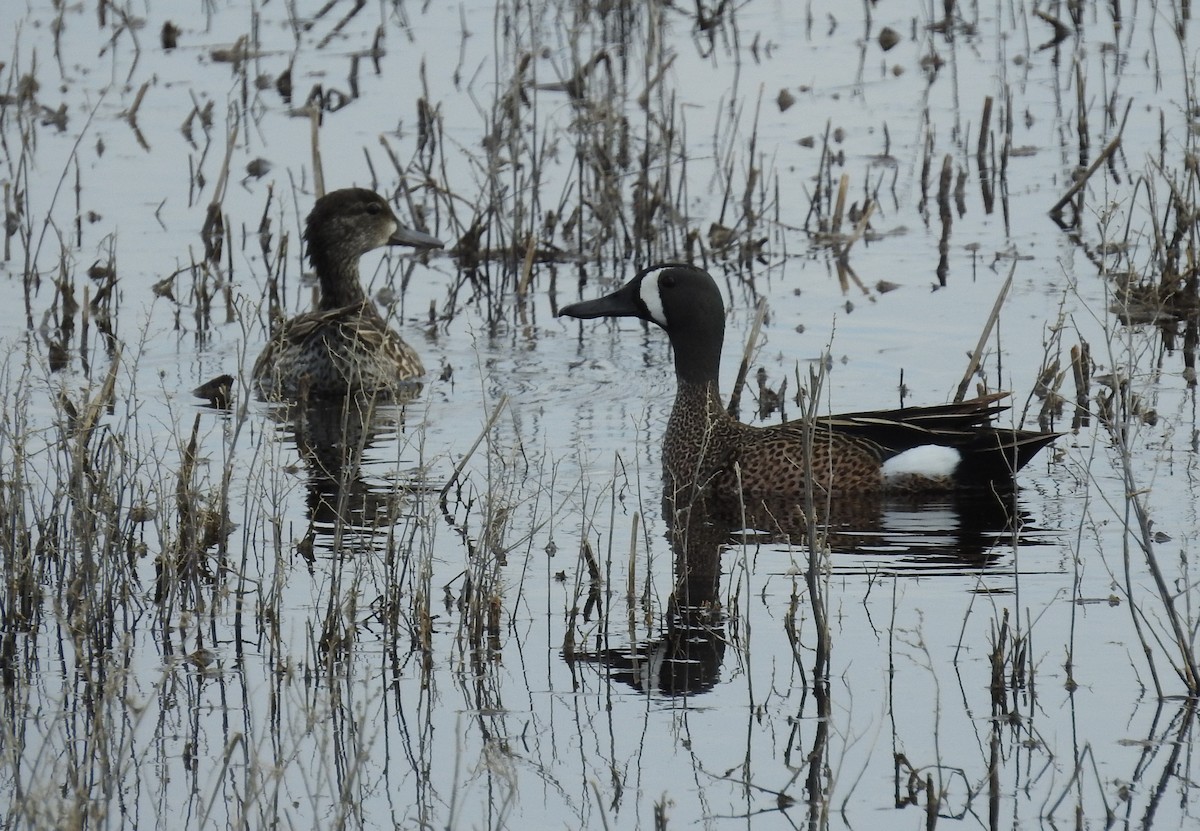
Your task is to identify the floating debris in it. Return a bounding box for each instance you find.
[161,21,180,50]
[878,27,901,51]
[245,157,272,180]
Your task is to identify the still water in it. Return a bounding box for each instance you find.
[1,1,1197,828]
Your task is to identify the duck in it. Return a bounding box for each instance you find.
[559,263,1059,507]
[252,188,443,399]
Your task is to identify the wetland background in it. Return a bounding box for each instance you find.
[2,0,1200,828]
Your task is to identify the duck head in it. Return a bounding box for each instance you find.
[305,188,442,259]
[304,188,443,308]
[559,263,726,384]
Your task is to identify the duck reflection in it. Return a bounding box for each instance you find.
[268,389,426,559]
[569,486,1045,698]
[569,498,732,697]
[718,487,1046,573]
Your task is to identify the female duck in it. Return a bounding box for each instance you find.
[559,263,1058,505]
[252,188,442,399]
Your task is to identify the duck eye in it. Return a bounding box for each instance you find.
[660,273,676,289]
[366,202,383,215]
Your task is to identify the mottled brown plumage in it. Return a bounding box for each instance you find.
[559,263,1059,506]
[252,188,442,399]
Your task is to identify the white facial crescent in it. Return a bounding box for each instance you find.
[639,267,670,328]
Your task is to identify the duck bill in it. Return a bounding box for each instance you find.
[559,280,641,320]
[389,225,444,250]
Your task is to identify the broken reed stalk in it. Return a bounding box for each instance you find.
[438,393,509,507]
[626,511,639,607]
[936,154,953,286]
[953,261,1014,403]
[832,196,876,297]
[937,154,953,219]
[831,173,849,233]
[200,115,239,263]
[121,81,149,124]
[919,123,933,210]
[210,116,238,208]
[310,107,325,198]
[1049,98,1132,215]
[727,297,768,417]
[1074,59,1089,163]
[830,190,878,299]
[1070,341,1091,430]
[516,231,537,300]
[1000,86,1013,180]
[838,198,875,256]
[799,362,831,683]
[76,344,121,446]
[976,95,993,171]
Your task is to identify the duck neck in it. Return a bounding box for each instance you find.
[664,377,735,497]
[663,321,733,481]
[672,378,735,443]
[674,377,726,417]
[669,325,724,388]
[312,251,367,310]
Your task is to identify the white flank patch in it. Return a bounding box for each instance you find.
[882,444,962,481]
[639,268,669,327]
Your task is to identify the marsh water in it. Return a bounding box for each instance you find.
[3,1,1200,828]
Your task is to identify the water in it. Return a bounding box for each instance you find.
[2,1,1198,828]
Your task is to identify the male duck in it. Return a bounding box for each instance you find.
[252,188,443,399]
[559,263,1059,504]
